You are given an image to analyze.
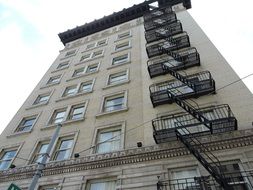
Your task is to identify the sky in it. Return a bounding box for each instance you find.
[0,0,252,134]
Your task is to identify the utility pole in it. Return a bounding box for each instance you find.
[28,124,62,190]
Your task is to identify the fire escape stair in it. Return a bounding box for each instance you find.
[168,92,233,189]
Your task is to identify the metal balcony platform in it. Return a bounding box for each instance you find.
[147,47,200,78]
[143,6,173,22]
[149,71,215,107]
[152,104,237,144]
[146,32,190,58]
[145,21,183,43]
[144,12,177,31]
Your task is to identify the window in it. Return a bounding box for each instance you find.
[65,50,76,57]
[96,128,121,153]
[0,149,17,171]
[73,67,86,77]
[88,180,116,190]
[31,142,49,164]
[80,53,91,62]
[79,81,93,93]
[103,94,125,112]
[92,50,103,58]
[171,168,199,190]
[16,116,37,132]
[86,63,99,73]
[57,61,69,69]
[86,43,96,50]
[112,53,129,66]
[47,75,61,85]
[68,104,86,120]
[117,31,131,40]
[108,71,128,85]
[97,39,107,46]
[53,138,74,161]
[115,41,130,51]
[34,93,50,105]
[39,185,58,190]
[63,85,77,97]
[50,109,67,124]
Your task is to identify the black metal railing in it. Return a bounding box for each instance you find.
[143,6,173,22]
[146,32,190,58]
[153,104,237,144]
[157,171,253,190]
[144,12,177,31]
[149,71,215,107]
[147,47,200,78]
[145,21,183,43]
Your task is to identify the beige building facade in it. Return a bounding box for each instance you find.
[0,0,253,189]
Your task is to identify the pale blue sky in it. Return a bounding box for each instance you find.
[0,0,252,134]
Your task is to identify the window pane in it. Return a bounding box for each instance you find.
[55,150,68,161]
[73,67,85,77]
[97,130,121,153]
[87,65,98,73]
[90,181,116,190]
[38,95,50,103]
[80,54,91,61]
[2,151,16,160]
[64,86,77,96]
[71,106,85,119]
[109,72,127,84]
[0,160,10,170]
[60,139,73,149]
[23,118,36,127]
[53,110,66,124]
[80,83,92,92]
[112,54,128,65]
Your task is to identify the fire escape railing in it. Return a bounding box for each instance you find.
[147,47,200,78]
[149,71,215,107]
[144,4,239,190]
[157,171,253,190]
[146,32,190,58]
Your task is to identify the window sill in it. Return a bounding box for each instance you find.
[96,107,128,118]
[51,66,69,74]
[7,130,32,138]
[111,46,132,55]
[66,71,98,82]
[107,61,131,70]
[75,55,104,66]
[41,118,85,131]
[26,102,49,110]
[55,91,93,102]
[40,82,60,89]
[103,80,130,90]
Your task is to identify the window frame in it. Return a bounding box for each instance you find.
[46,74,62,86]
[15,115,38,133]
[72,67,86,77]
[49,108,68,125]
[85,178,117,190]
[114,41,130,52]
[117,31,131,41]
[99,91,128,114]
[0,148,18,171]
[68,103,87,120]
[62,85,78,97]
[86,63,100,74]
[56,61,69,70]
[79,80,95,94]
[30,141,50,164]
[107,69,129,87]
[92,121,125,155]
[111,53,130,67]
[91,49,104,58]
[64,49,77,57]
[33,92,51,105]
[51,136,75,161]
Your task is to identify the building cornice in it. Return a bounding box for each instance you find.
[1,129,253,182]
[58,0,191,45]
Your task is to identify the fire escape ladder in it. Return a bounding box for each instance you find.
[167,91,211,130]
[175,127,233,189]
[163,67,196,91]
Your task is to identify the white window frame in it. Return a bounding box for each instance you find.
[56,61,69,70]
[96,39,108,47]
[86,43,96,50]
[117,31,131,41]
[99,91,128,115]
[0,148,18,171]
[115,41,130,52]
[91,49,104,58]
[92,121,126,154]
[64,49,77,57]
[46,74,62,86]
[47,101,88,126]
[85,178,117,190]
[107,69,129,87]
[33,92,51,105]
[15,115,38,133]
[80,53,92,62]
[111,53,130,68]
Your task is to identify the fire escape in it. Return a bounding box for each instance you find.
[144,5,252,190]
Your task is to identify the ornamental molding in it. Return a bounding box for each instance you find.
[1,129,253,182]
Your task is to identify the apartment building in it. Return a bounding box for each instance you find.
[0,0,253,189]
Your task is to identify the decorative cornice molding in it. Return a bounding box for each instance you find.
[1,129,253,182]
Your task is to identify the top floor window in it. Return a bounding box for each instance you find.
[117,31,131,40]
[65,50,76,57]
